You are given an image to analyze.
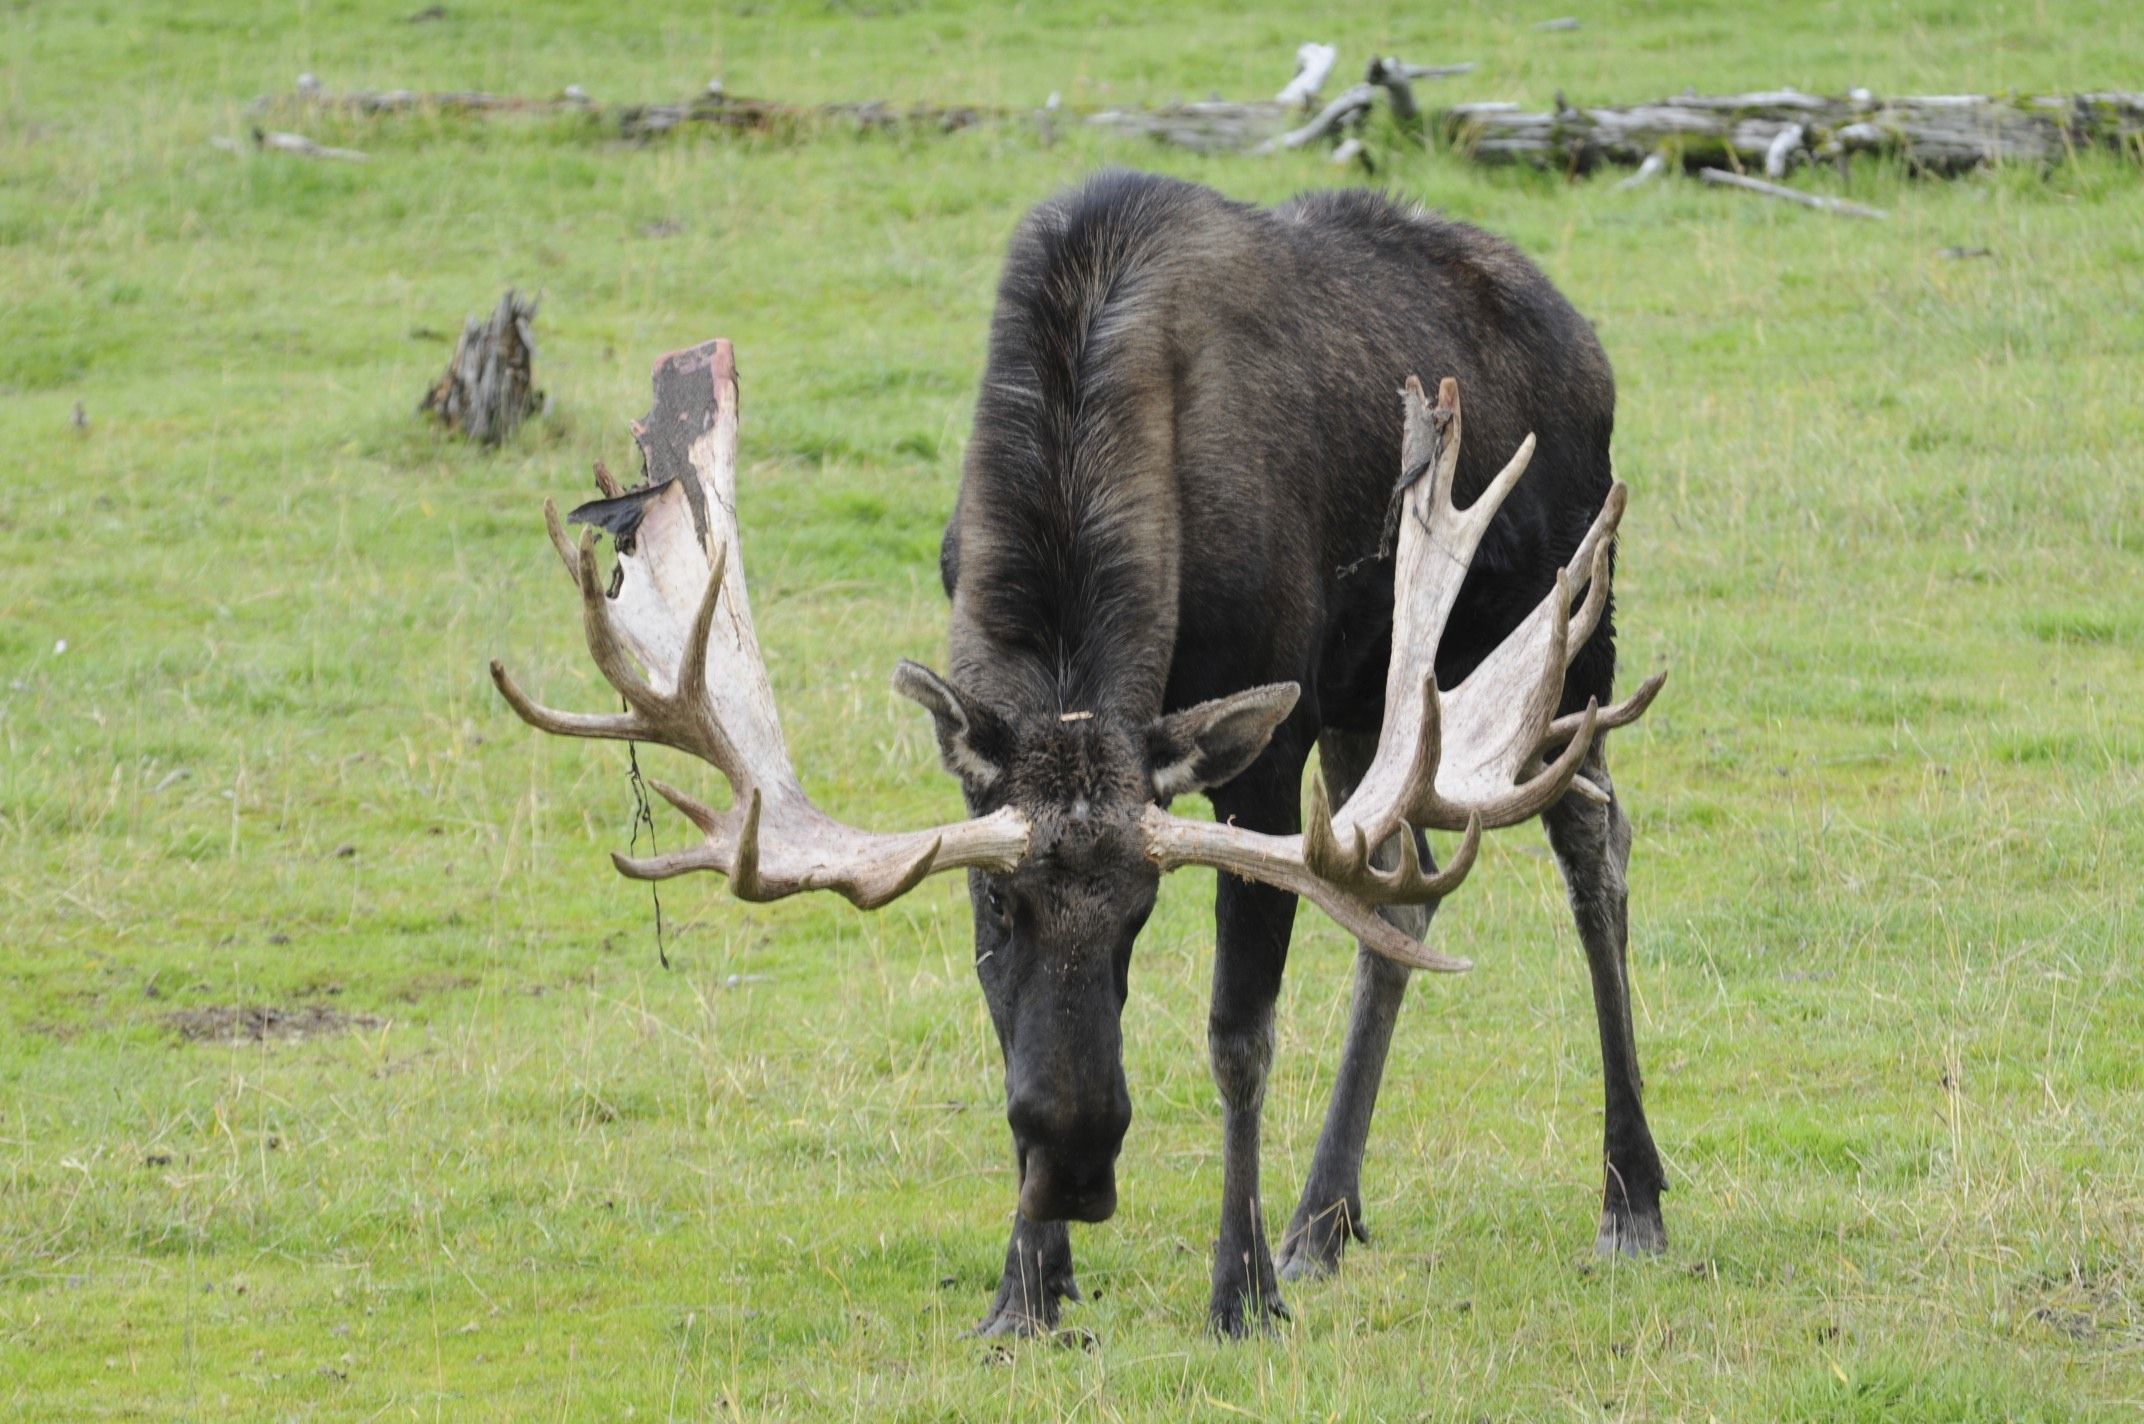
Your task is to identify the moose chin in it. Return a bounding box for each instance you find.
[495,171,1667,1339]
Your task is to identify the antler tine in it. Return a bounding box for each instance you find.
[605,787,770,893]
[842,836,944,910]
[1570,482,1627,581]
[646,777,724,836]
[1454,429,1537,537]
[1365,810,1481,904]
[1544,670,1665,746]
[1142,804,1475,973]
[572,527,666,717]
[489,659,647,741]
[1566,540,1613,665]
[1509,697,1601,815]
[1419,375,1465,509]
[1392,666,1445,832]
[726,787,768,900]
[611,842,730,882]
[1563,482,1626,657]
[542,499,580,583]
[1564,776,1612,806]
[1302,769,1482,907]
[1301,772,1353,884]
[1407,377,1539,571]
[673,539,730,724]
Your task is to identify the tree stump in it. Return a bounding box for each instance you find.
[421,290,541,445]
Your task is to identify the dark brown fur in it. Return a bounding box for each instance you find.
[904,171,1662,1336]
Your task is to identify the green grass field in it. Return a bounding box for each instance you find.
[4,1,2142,1417]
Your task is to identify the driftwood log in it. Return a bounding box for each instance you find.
[1698,168,1887,218]
[1448,89,2144,174]
[1095,55,1474,153]
[260,72,2144,176]
[1085,100,1292,153]
[421,291,541,445]
[616,92,989,141]
[1276,43,1339,109]
[263,77,993,143]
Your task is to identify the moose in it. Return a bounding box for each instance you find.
[493,172,1665,1337]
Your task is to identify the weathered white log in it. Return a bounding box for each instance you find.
[1449,89,2134,174]
[1671,87,1830,111]
[257,76,2144,168]
[1332,136,1368,167]
[1089,101,1288,153]
[255,129,367,161]
[1264,82,1377,151]
[1533,17,1581,31]
[1277,42,1339,109]
[1698,168,1887,219]
[1364,59,1416,123]
[1383,60,1477,80]
[1364,57,1475,125]
[1764,122,1805,176]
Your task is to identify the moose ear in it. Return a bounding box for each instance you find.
[1145,683,1300,800]
[893,660,1008,791]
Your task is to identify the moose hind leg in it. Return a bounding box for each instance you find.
[968,1212,1079,1337]
[1542,744,1667,1256]
[1277,730,1439,1282]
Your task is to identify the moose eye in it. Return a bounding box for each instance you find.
[985,886,1007,919]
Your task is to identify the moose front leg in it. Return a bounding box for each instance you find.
[970,1209,1079,1337]
[1542,743,1667,1255]
[1203,753,1305,1336]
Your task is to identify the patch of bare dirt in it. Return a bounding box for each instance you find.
[166,1003,384,1044]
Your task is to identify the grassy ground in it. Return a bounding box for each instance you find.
[4,1,2142,1418]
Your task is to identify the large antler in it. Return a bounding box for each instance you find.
[490,340,1028,908]
[1142,377,1664,972]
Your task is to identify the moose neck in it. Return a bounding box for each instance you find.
[949,223,1184,725]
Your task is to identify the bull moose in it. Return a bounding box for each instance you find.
[493,171,1665,1337]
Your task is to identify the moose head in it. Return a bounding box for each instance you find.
[492,339,1658,1226]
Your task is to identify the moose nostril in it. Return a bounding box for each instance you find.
[1019,1148,1120,1225]
[1006,1092,1050,1146]
[1007,1089,1130,1156]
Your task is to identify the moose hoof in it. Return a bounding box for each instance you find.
[1595,1203,1667,1258]
[1208,1291,1290,1340]
[1276,1196,1369,1282]
[965,1270,1079,1339]
[965,1298,1061,1339]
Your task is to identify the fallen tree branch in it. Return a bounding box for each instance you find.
[1448,89,2144,174]
[1698,167,1887,218]
[1764,122,1805,176]
[253,71,2144,176]
[1277,43,1339,109]
[1087,101,1288,153]
[617,93,989,141]
[1365,57,1476,124]
[243,128,368,161]
[261,76,995,142]
[1265,83,1378,151]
